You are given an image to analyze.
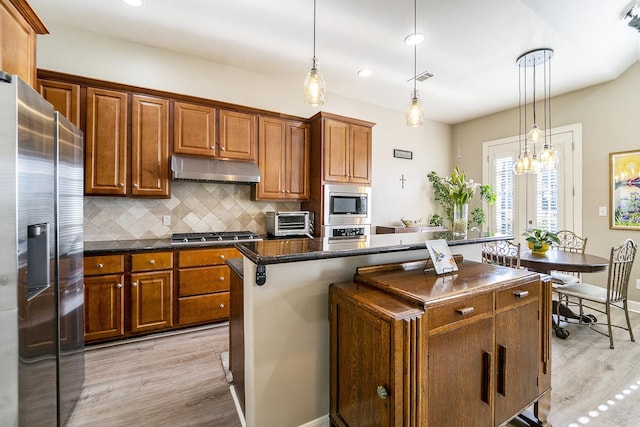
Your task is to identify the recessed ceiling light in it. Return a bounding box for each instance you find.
[357,69,372,77]
[121,0,144,6]
[404,33,425,45]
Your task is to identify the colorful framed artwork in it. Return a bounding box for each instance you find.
[610,150,640,230]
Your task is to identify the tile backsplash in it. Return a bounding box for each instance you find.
[83,181,300,241]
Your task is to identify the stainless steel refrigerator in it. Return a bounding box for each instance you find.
[0,72,84,426]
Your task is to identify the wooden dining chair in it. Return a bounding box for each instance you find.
[554,238,637,349]
[550,230,588,285]
[481,240,521,269]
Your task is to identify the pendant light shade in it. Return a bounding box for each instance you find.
[406,89,424,127]
[304,0,325,106]
[513,48,555,175]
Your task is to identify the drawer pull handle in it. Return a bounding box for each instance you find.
[132,282,138,287]
[376,385,388,400]
[513,290,529,298]
[219,303,225,309]
[97,263,104,269]
[149,259,156,265]
[116,283,122,288]
[219,277,225,281]
[456,307,475,315]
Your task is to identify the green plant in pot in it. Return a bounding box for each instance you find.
[522,229,561,253]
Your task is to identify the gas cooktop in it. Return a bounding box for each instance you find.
[170,231,261,246]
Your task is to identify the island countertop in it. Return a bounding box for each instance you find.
[236,230,512,265]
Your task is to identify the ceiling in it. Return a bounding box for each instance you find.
[29,0,640,124]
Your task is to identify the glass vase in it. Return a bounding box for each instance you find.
[452,203,469,238]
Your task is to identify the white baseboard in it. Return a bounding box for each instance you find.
[629,299,640,314]
[297,415,330,427]
[229,385,246,427]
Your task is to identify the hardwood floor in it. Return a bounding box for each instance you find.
[67,324,241,427]
[68,310,640,427]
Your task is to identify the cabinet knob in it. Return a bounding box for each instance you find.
[376,386,389,400]
[219,303,225,309]
[281,190,285,193]
[97,263,104,269]
[132,281,138,287]
[219,277,225,281]
[149,259,156,265]
[210,146,215,150]
[118,182,125,187]
[220,255,225,259]
[220,146,225,151]
[133,183,138,188]
[116,283,122,288]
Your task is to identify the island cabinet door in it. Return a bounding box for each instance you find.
[493,281,541,426]
[427,293,494,427]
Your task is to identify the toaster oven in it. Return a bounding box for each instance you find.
[266,211,313,238]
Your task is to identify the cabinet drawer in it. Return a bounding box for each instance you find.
[84,255,125,276]
[179,292,229,325]
[496,280,539,310]
[179,266,229,296]
[131,251,173,272]
[428,292,493,331]
[178,248,240,268]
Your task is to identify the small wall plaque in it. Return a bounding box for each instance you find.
[393,149,413,160]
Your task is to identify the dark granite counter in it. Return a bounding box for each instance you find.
[83,239,238,254]
[226,258,243,279]
[236,231,512,265]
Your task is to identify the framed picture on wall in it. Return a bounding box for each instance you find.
[610,150,640,230]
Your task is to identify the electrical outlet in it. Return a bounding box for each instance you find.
[162,215,171,226]
[636,279,640,290]
[598,206,607,217]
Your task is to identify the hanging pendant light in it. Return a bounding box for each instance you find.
[406,0,424,127]
[513,48,555,174]
[303,0,325,106]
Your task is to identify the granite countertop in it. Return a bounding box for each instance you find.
[236,231,513,265]
[83,238,240,254]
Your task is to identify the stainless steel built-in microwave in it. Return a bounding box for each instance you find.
[323,184,371,226]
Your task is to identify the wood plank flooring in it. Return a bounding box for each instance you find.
[68,310,640,427]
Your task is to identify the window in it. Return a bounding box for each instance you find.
[482,124,582,241]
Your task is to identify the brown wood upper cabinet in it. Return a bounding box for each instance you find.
[174,105,257,162]
[173,101,216,156]
[37,79,81,127]
[0,0,48,88]
[84,89,170,197]
[253,116,309,200]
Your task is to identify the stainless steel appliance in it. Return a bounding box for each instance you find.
[170,230,261,246]
[265,211,313,238]
[322,184,371,237]
[0,73,84,426]
[171,154,261,184]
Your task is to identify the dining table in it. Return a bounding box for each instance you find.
[518,249,610,339]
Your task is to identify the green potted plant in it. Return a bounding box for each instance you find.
[522,228,561,253]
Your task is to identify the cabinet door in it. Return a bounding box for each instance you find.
[84,274,125,342]
[428,317,494,426]
[85,87,128,195]
[349,124,372,184]
[494,283,540,426]
[256,116,286,199]
[131,94,170,197]
[174,101,216,157]
[130,270,174,334]
[38,79,81,127]
[219,109,257,161]
[285,121,310,199]
[0,0,43,87]
[323,119,350,183]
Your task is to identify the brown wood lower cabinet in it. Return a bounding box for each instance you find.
[329,259,552,427]
[177,247,240,326]
[84,254,126,342]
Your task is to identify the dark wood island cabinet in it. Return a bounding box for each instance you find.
[329,259,552,427]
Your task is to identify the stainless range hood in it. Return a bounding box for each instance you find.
[171,155,261,184]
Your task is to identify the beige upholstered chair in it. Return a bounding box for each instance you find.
[550,230,588,285]
[554,239,637,349]
[481,241,521,269]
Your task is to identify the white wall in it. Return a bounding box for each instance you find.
[36,25,452,230]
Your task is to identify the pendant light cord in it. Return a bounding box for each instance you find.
[413,0,417,95]
[313,0,317,60]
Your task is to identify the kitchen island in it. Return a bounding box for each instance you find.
[232,231,512,427]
